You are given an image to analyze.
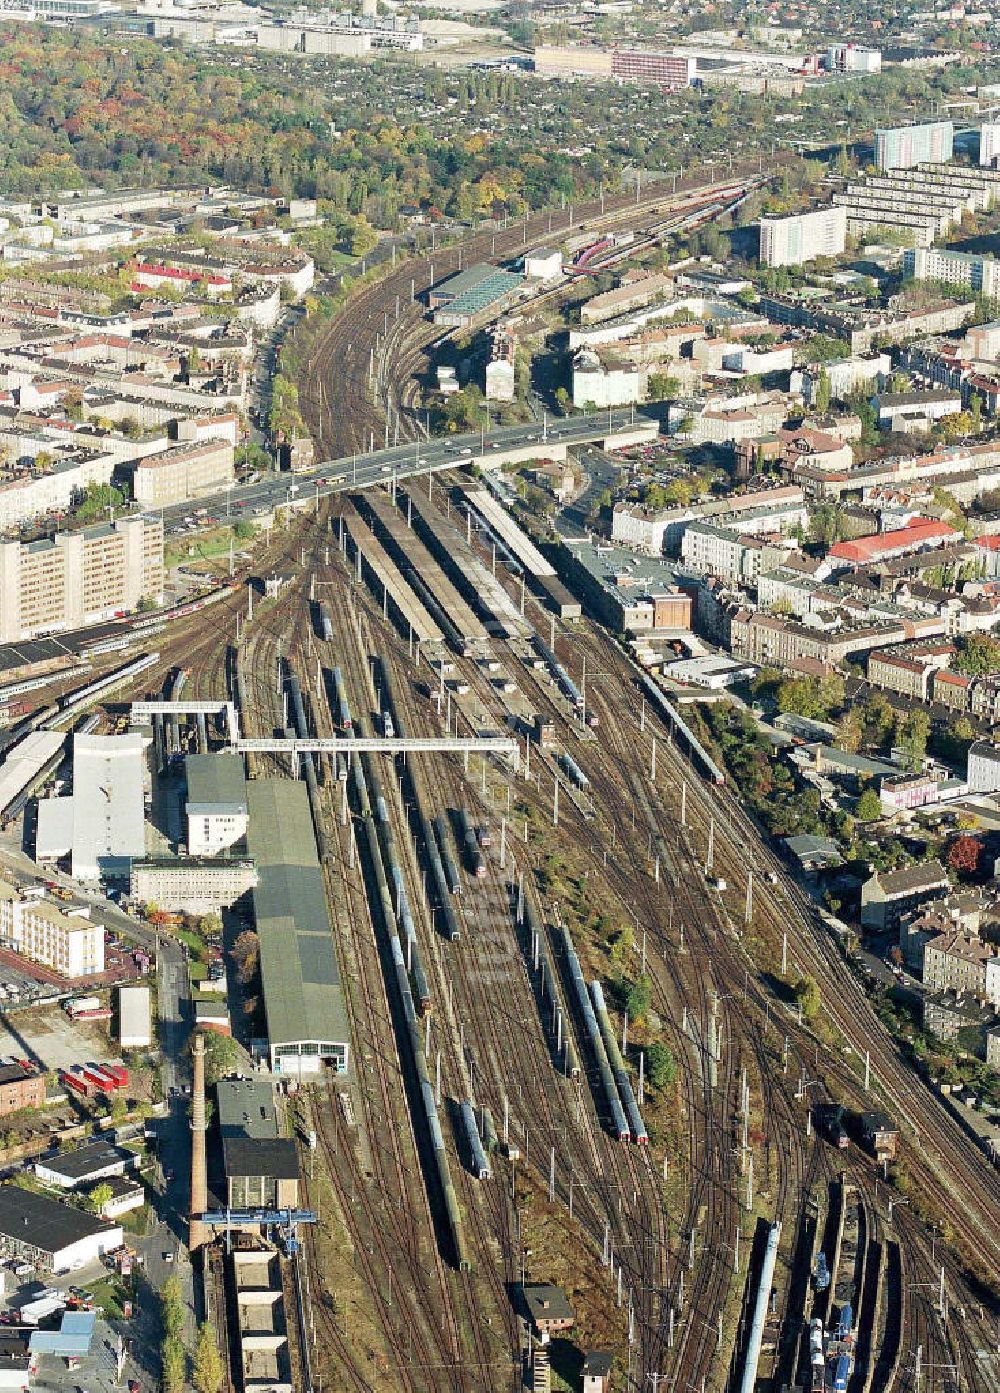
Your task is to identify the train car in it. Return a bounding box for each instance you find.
[433,817,462,895]
[832,1353,851,1393]
[456,809,485,879]
[332,667,353,731]
[809,1318,824,1368]
[560,752,590,791]
[459,1101,491,1180]
[316,603,334,642]
[382,711,395,738]
[476,823,492,851]
[813,1253,830,1292]
[835,1304,853,1342]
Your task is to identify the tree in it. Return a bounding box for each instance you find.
[193,1322,224,1393]
[834,710,863,754]
[856,787,883,822]
[647,372,680,402]
[160,1275,184,1338]
[793,974,821,1022]
[232,929,260,985]
[200,1031,243,1085]
[110,1093,128,1123]
[233,519,256,541]
[88,1182,113,1215]
[645,1042,675,1089]
[76,481,127,521]
[161,1335,186,1393]
[947,834,982,875]
[813,367,831,414]
[625,974,652,1024]
[896,709,930,773]
[953,633,1000,676]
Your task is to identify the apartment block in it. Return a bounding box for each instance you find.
[680,523,777,585]
[966,739,1000,794]
[875,120,954,171]
[923,932,997,1004]
[0,880,104,977]
[0,515,163,643]
[759,206,847,269]
[860,859,950,930]
[0,1065,45,1117]
[130,439,235,509]
[729,611,907,667]
[981,122,1000,169]
[904,246,1000,300]
[610,50,696,89]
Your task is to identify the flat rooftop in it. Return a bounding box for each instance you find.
[217,1078,278,1140]
[185,752,248,815]
[247,781,349,1066]
[38,1139,133,1182]
[0,1183,116,1253]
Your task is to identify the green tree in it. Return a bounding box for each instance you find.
[794,974,821,1021]
[953,633,1000,676]
[834,710,863,754]
[161,1335,186,1393]
[896,709,930,773]
[88,1182,114,1214]
[160,1274,184,1338]
[647,372,680,402]
[813,367,831,414]
[233,519,256,541]
[625,974,652,1024]
[645,1042,675,1089]
[856,787,883,822]
[193,1322,224,1393]
[77,482,127,521]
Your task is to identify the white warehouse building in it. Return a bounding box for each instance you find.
[118,985,152,1049]
[0,1185,123,1274]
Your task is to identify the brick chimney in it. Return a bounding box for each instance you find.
[189,1031,209,1250]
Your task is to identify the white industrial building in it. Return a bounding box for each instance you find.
[117,984,152,1049]
[36,733,148,882]
[34,1139,138,1192]
[523,247,563,280]
[0,1185,123,1274]
[0,878,104,978]
[185,753,249,855]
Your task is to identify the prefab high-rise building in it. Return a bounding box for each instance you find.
[875,120,954,171]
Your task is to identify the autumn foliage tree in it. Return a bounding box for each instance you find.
[947,834,982,875]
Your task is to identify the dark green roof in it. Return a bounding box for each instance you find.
[186,753,248,813]
[247,780,348,1052]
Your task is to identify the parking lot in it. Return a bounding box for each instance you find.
[0,1006,111,1073]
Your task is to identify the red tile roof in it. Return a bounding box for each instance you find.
[829,517,958,565]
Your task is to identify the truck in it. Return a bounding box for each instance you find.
[65,996,100,1016]
[19,1294,66,1325]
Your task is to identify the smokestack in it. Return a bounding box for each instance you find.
[189,1032,209,1251]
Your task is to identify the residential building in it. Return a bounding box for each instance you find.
[611,504,671,555]
[580,274,674,325]
[730,611,907,668]
[860,859,950,930]
[879,772,940,816]
[867,642,954,700]
[980,122,1000,169]
[923,990,996,1044]
[129,856,257,914]
[875,387,964,431]
[185,753,249,856]
[0,879,104,977]
[933,667,973,710]
[758,206,847,268]
[129,439,234,509]
[0,1185,123,1272]
[0,1064,44,1117]
[680,522,781,585]
[903,246,1000,301]
[0,448,116,534]
[806,353,892,402]
[571,348,643,408]
[0,514,163,643]
[923,931,997,1004]
[966,739,1000,793]
[875,120,954,170]
[87,1175,144,1221]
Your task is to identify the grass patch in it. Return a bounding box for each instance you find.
[86,1276,129,1319]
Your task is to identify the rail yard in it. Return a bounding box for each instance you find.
[0,165,995,1393]
[5,456,991,1392]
